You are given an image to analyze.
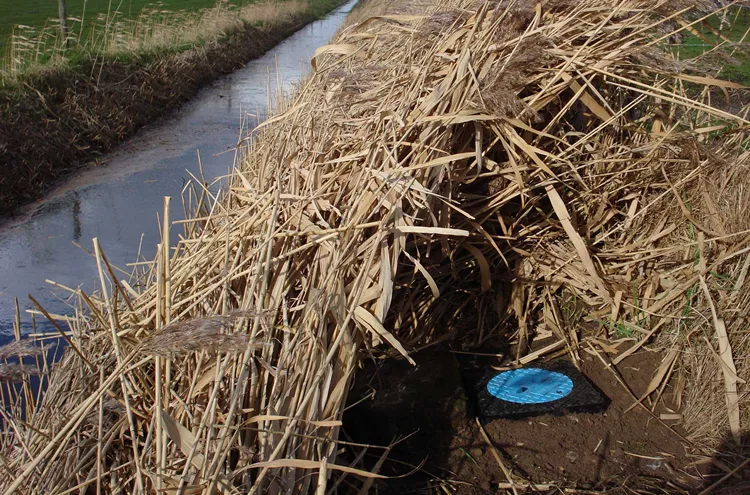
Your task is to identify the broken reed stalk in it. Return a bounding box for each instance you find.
[2,0,750,493]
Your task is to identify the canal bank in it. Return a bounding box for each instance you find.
[0,0,347,216]
[0,0,360,342]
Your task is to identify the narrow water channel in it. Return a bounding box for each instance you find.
[0,0,359,341]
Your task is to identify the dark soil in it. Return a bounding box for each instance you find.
[343,347,705,494]
[0,10,334,217]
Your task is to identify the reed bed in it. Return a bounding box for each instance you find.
[2,0,750,493]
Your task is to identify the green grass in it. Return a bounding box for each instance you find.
[669,6,750,86]
[304,0,343,18]
[598,318,636,338]
[1,0,343,77]
[0,0,257,51]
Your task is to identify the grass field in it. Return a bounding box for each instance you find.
[670,5,750,85]
[0,0,255,50]
[1,0,338,75]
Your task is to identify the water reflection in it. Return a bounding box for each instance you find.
[72,193,82,242]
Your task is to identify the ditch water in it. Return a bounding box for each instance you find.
[0,0,359,344]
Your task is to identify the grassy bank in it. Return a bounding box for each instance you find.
[0,0,344,216]
[2,0,343,74]
[0,0,254,52]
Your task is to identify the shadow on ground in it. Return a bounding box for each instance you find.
[342,348,483,494]
[341,346,750,494]
[699,433,750,495]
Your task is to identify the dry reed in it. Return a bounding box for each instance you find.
[1,0,750,493]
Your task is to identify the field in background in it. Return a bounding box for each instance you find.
[1,0,335,76]
[671,5,750,85]
[0,0,254,50]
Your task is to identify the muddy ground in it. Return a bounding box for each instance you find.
[342,346,723,494]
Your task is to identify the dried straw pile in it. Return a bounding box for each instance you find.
[1,0,750,493]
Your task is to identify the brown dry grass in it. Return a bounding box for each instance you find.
[1,0,749,493]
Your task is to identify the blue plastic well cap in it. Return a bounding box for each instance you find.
[486,368,574,404]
